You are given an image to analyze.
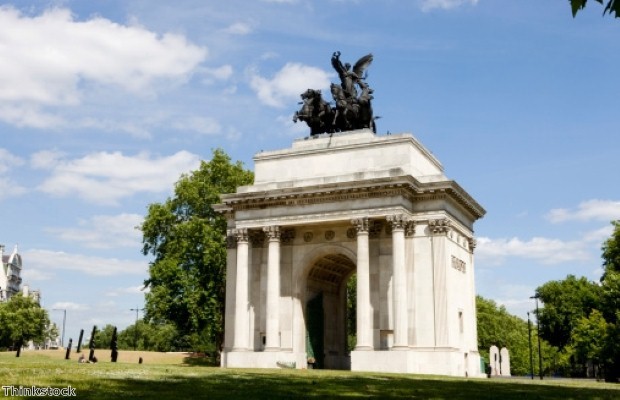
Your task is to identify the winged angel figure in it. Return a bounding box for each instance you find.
[331,51,373,99]
[293,51,377,135]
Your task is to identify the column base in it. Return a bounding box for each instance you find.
[391,345,410,351]
[354,345,373,351]
[264,347,281,352]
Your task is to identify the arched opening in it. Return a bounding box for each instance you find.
[305,253,355,370]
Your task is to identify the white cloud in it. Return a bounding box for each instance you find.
[0,148,27,200]
[249,63,332,108]
[172,116,222,136]
[50,301,90,311]
[46,213,143,249]
[0,148,24,173]
[476,236,591,266]
[25,249,147,276]
[105,285,149,297]
[223,22,253,35]
[547,199,620,223]
[419,0,479,11]
[201,65,234,83]
[35,150,200,205]
[0,6,206,128]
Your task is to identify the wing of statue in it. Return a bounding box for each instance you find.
[352,54,373,78]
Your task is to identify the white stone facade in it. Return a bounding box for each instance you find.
[216,130,485,377]
[0,244,23,301]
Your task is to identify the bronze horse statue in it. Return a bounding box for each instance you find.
[293,89,335,136]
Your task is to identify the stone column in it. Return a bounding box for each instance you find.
[232,228,249,351]
[263,225,281,351]
[387,214,409,350]
[352,218,372,350]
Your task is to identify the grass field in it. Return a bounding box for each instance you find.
[1,350,619,399]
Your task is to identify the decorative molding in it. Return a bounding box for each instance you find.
[405,220,416,237]
[263,225,281,241]
[346,227,356,239]
[351,217,369,233]
[386,214,411,230]
[468,237,477,253]
[429,218,451,235]
[325,230,335,241]
[231,228,249,243]
[303,232,314,242]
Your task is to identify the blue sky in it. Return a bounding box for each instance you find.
[1,0,619,344]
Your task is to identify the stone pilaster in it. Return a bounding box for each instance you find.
[430,218,450,346]
[351,217,372,350]
[263,226,281,351]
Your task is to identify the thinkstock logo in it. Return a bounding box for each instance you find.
[2,385,77,397]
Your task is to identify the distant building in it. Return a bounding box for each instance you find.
[1,244,40,303]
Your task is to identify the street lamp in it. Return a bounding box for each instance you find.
[129,307,144,351]
[52,308,66,348]
[527,312,534,380]
[530,295,543,380]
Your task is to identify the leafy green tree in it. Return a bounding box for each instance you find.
[141,149,253,352]
[476,296,555,376]
[570,0,620,18]
[0,294,49,349]
[600,221,620,381]
[94,324,117,349]
[571,309,607,375]
[602,221,620,277]
[535,275,601,350]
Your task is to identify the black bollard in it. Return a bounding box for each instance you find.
[65,338,73,360]
[110,327,118,363]
[76,329,84,353]
[88,325,97,362]
[15,339,22,358]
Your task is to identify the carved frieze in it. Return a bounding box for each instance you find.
[325,230,335,241]
[304,232,314,242]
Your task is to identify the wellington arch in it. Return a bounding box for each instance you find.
[215,129,486,376]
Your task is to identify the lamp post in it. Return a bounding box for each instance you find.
[52,308,67,348]
[527,312,534,380]
[530,295,543,380]
[129,307,144,351]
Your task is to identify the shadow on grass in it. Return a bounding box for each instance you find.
[33,369,620,400]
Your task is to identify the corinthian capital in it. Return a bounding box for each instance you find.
[386,214,411,230]
[231,228,249,242]
[351,217,369,233]
[263,225,281,240]
[429,219,451,235]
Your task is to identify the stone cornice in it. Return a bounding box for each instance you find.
[215,175,486,220]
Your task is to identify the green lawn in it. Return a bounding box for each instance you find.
[1,351,619,399]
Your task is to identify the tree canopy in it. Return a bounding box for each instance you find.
[141,148,253,352]
[0,294,49,349]
[570,0,620,18]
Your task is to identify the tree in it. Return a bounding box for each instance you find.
[570,0,620,18]
[94,324,117,349]
[602,221,620,278]
[535,275,601,350]
[571,309,607,375]
[0,294,49,350]
[476,296,555,376]
[600,221,620,381]
[141,148,253,352]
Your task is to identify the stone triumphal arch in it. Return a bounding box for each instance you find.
[216,129,485,376]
